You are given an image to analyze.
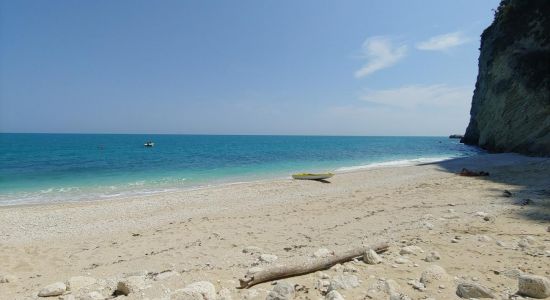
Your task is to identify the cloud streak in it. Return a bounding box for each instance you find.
[416,31,469,51]
[354,36,407,78]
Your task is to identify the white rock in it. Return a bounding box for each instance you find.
[423,222,434,230]
[390,293,411,300]
[313,248,332,258]
[496,240,506,247]
[394,258,410,264]
[407,280,426,291]
[38,282,67,297]
[518,275,550,298]
[116,276,147,296]
[325,290,345,300]
[173,281,217,300]
[259,254,278,263]
[475,211,488,217]
[363,249,382,264]
[399,245,423,256]
[518,237,535,249]
[384,279,401,295]
[66,276,97,291]
[420,265,450,286]
[0,274,16,283]
[316,279,331,293]
[266,281,295,300]
[501,269,523,279]
[218,287,233,300]
[456,282,495,298]
[424,251,441,262]
[328,274,360,291]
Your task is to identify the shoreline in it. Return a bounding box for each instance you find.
[0,153,549,299]
[0,154,464,208]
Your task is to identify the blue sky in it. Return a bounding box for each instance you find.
[0,0,500,135]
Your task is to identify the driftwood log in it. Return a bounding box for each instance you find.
[238,242,389,288]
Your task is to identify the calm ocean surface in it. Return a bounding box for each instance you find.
[0,134,481,205]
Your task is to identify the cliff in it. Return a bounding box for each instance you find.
[461,0,550,156]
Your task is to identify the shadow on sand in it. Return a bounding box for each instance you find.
[422,153,550,222]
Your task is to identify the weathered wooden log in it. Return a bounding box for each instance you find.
[238,242,389,288]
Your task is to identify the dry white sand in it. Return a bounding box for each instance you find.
[0,153,549,299]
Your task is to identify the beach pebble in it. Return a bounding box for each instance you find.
[420,265,450,286]
[399,245,423,256]
[218,288,233,300]
[424,251,441,262]
[475,211,488,217]
[328,274,359,291]
[259,254,278,263]
[266,281,294,300]
[38,282,67,297]
[407,280,426,291]
[0,274,16,283]
[313,248,332,258]
[518,275,550,298]
[363,249,382,264]
[173,281,216,300]
[325,290,345,300]
[394,257,410,264]
[66,276,97,291]
[243,246,263,254]
[116,275,147,296]
[456,282,495,298]
[384,279,401,295]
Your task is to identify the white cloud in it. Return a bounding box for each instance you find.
[416,31,469,51]
[360,84,472,109]
[354,36,407,78]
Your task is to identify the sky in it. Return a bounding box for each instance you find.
[0,0,500,135]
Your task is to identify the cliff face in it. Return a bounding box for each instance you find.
[462,0,550,156]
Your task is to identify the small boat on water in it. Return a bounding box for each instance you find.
[292,173,334,180]
[144,141,155,147]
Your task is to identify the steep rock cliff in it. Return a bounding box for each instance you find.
[462,0,550,156]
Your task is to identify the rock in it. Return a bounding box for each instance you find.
[313,248,332,258]
[518,275,550,298]
[363,249,382,264]
[38,282,67,297]
[423,222,434,230]
[518,237,535,248]
[316,279,331,293]
[173,281,217,300]
[325,290,344,300]
[384,279,401,295]
[475,211,488,217]
[79,291,105,300]
[266,281,295,300]
[218,288,233,300]
[496,240,506,247]
[456,282,495,298]
[0,274,16,283]
[389,294,411,300]
[394,258,410,264]
[407,280,426,291]
[66,276,97,291]
[424,251,441,262]
[243,246,263,254]
[115,276,147,296]
[399,246,423,256]
[259,254,278,263]
[328,274,360,291]
[420,265,450,286]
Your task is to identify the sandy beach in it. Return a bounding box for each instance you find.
[1,153,549,299]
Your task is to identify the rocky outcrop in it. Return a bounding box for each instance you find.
[462,0,550,156]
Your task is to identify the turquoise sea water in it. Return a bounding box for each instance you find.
[0,134,481,205]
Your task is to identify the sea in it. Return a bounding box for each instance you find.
[0,133,482,205]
